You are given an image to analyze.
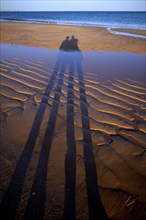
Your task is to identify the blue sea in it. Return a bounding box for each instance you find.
[1,12,146,29]
[0,12,146,38]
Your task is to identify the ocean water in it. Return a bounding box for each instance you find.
[1,12,146,29]
[0,12,146,38]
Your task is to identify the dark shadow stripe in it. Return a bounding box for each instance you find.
[0,60,61,220]
[63,59,76,220]
[24,60,66,220]
[76,58,108,220]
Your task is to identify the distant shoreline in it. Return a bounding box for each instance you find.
[1,17,146,30]
[1,11,146,36]
[1,19,146,39]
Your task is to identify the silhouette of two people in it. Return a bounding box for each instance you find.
[59,35,80,51]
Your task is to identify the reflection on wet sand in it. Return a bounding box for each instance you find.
[0,42,146,220]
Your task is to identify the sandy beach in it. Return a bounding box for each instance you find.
[0,21,146,220]
[1,22,146,53]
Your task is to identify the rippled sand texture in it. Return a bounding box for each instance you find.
[0,49,146,220]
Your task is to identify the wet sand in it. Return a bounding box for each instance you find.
[0,23,146,220]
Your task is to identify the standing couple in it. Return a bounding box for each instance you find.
[59,35,80,51]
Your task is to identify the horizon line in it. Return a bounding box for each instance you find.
[1,10,146,12]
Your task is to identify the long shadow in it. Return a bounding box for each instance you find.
[24,53,67,219]
[76,52,108,220]
[63,53,76,219]
[64,36,107,219]
[0,36,108,220]
[0,45,68,220]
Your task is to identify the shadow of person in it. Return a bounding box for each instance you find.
[69,35,80,51]
[62,36,108,220]
[0,38,69,220]
[0,36,107,220]
[59,35,80,52]
[59,36,70,51]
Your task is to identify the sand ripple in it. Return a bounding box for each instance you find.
[0,53,146,220]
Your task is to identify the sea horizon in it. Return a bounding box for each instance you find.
[1,11,146,29]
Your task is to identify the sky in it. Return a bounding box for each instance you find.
[1,0,146,12]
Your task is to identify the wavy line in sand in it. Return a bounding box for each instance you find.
[125,77,146,86]
[134,108,146,120]
[1,75,35,96]
[102,84,146,104]
[86,88,133,110]
[97,85,146,107]
[1,71,45,91]
[0,100,22,112]
[111,82,146,96]
[2,62,48,79]
[1,59,51,79]
[0,53,146,220]
[88,106,134,130]
[88,98,134,121]
[115,78,146,91]
[118,129,146,149]
[12,70,48,86]
[1,85,29,102]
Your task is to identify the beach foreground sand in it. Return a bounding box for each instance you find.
[0,22,146,220]
[1,21,146,53]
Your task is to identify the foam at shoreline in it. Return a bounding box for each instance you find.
[108,27,146,39]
